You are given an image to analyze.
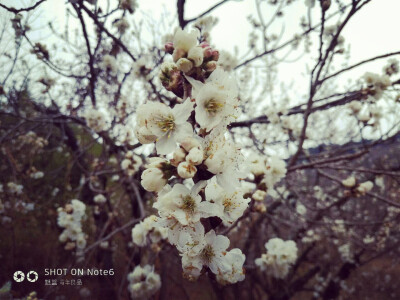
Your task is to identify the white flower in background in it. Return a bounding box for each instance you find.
[338,243,354,263]
[383,58,399,76]
[84,110,108,132]
[100,54,118,75]
[134,99,194,154]
[186,68,239,131]
[154,182,219,226]
[131,215,168,247]
[348,101,362,114]
[193,16,218,35]
[252,189,266,202]
[127,265,161,299]
[202,128,245,190]
[296,203,307,215]
[113,17,129,33]
[304,0,315,8]
[119,0,138,14]
[262,156,287,195]
[7,182,23,195]
[30,171,44,179]
[363,72,391,99]
[342,176,356,188]
[218,50,237,72]
[93,194,106,204]
[205,177,250,226]
[216,248,245,285]
[141,157,173,192]
[57,199,87,257]
[248,155,267,176]
[121,151,142,177]
[182,230,232,280]
[356,181,373,196]
[255,238,298,279]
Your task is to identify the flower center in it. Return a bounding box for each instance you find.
[181,195,196,214]
[223,198,233,212]
[204,98,224,114]
[201,244,215,263]
[157,115,175,133]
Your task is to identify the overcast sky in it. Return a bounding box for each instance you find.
[2,0,400,97]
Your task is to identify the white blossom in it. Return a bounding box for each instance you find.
[186,68,239,131]
[134,100,194,154]
[255,238,298,279]
[205,177,250,226]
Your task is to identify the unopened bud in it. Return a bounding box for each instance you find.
[322,0,331,10]
[186,147,204,165]
[211,50,219,61]
[203,47,213,59]
[205,61,217,72]
[171,147,187,166]
[188,46,204,67]
[165,42,174,54]
[177,162,197,179]
[172,48,186,62]
[199,42,210,48]
[176,58,193,73]
[180,137,201,152]
[342,176,356,188]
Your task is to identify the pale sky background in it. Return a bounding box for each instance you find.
[2,0,400,106]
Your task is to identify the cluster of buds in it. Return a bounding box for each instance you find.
[160,29,220,97]
[342,176,374,197]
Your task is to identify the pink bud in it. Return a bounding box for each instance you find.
[199,42,209,48]
[211,50,219,61]
[203,47,213,59]
[165,42,174,54]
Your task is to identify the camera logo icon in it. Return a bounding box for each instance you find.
[27,271,38,282]
[13,271,25,282]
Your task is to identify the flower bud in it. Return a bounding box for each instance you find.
[176,58,193,73]
[199,42,210,49]
[165,42,174,54]
[186,147,204,165]
[180,137,201,152]
[172,48,186,62]
[322,0,331,10]
[171,147,187,166]
[342,176,356,188]
[141,168,167,192]
[252,189,266,201]
[356,181,373,196]
[188,46,204,67]
[205,61,217,72]
[203,47,213,59]
[177,162,197,179]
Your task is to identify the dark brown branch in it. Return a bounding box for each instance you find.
[0,0,46,14]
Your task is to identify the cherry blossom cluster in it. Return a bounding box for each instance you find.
[255,238,298,279]
[134,28,249,284]
[57,199,87,257]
